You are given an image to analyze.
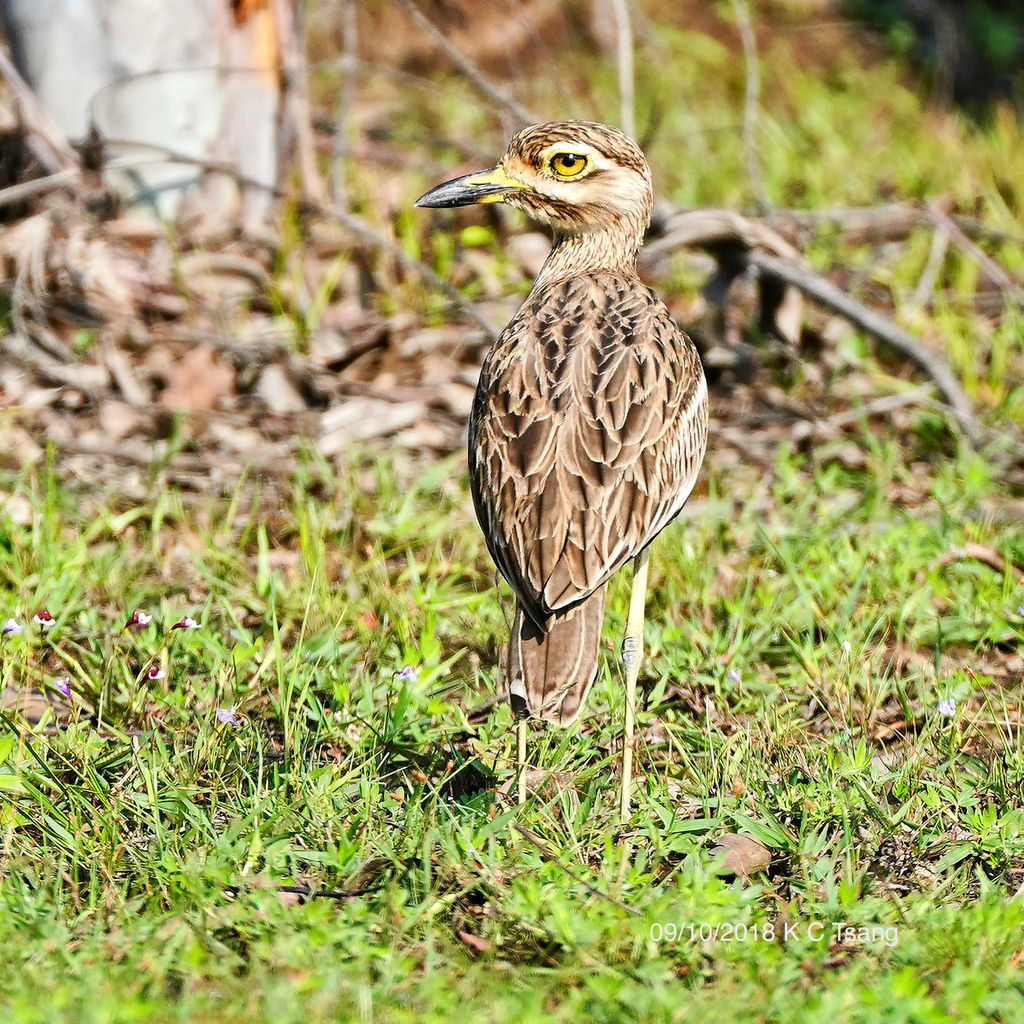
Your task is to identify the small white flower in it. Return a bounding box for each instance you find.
[172,616,199,630]
[1,618,23,636]
[841,640,851,657]
[126,609,153,628]
[937,698,957,717]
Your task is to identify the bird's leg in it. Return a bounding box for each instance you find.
[620,548,650,819]
[517,717,528,806]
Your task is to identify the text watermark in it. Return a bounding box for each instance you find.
[649,921,899,947]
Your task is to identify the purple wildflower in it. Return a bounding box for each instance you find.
[54,676,72,698]
[1,619,23,636]
[726,668,742,685]
[397,666,420,683]
[937,698,957,717]
[215,707,240,726]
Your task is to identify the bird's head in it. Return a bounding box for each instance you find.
[415,120,653,239]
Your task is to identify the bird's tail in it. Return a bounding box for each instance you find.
[507,587,606,726]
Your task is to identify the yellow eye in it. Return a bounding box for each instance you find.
[549,152,589,178]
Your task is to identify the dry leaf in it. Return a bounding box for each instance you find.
[458,930,493,954]
[160,346,234,411]
[708,832,771,878]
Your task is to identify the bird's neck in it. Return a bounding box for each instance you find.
[534,215,647,288]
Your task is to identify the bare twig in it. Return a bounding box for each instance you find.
[766,202,1024,252]
[332,0,358,206]
[909,225,950,311]
[927,202,1024,303]
[764,203,934,246]
[790,386,935,442]
[395,0,535,126]
[0,151,247,212]
[223,882,374,901]
[327,204,497,340]
[644,207,802,264]
[0,169,78,211]
[0,47,80,175]
[730,0,768,211]
[609,0,636,140]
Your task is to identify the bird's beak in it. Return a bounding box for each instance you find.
[415,165,524,208]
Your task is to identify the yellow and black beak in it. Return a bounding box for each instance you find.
[415,165,524,208]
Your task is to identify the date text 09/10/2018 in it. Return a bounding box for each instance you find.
[650,921,899,948]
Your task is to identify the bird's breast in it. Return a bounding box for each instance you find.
[468,271,707,617]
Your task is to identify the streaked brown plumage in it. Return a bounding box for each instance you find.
[417,120,708,737]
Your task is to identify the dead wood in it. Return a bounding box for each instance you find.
[749,247,980,441]
[646,207,980,442]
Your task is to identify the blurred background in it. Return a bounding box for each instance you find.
[0,0,1022,494]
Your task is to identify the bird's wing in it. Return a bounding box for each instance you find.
[469,273,708,625]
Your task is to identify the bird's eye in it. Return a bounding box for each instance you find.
[549,152,589,178]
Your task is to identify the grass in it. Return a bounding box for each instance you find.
[1,433,1023,1022]
[2,5,1024,1020]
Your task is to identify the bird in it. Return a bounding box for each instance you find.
[416,120,708,815]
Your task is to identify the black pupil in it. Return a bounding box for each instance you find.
[559,154,579,168]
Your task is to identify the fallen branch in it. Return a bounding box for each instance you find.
[643,208,804,345]
[0,168,79,210]
[646,206,980,441]
[748,248,979,441]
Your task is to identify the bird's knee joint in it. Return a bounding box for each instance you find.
[622,634,641,670]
